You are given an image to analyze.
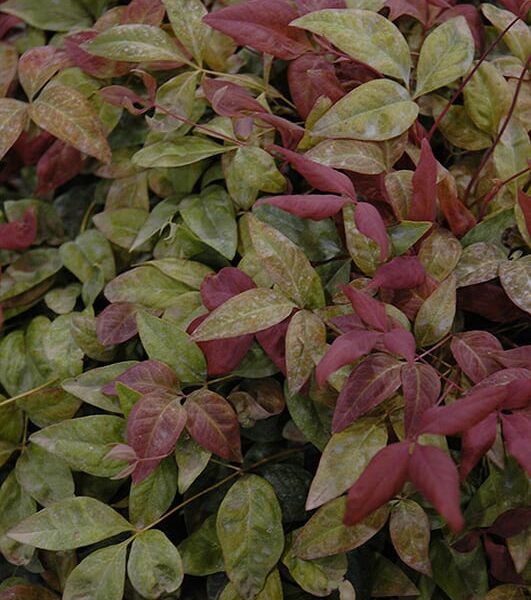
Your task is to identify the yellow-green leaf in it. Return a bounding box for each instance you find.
[414,274,457,347]
[499,256,531,315]
[481,4,531,63]
[0,0,91,31]
[163,0,209,65]
[133,137,232,168]
[390,500,432,576]
[0,98,29,161]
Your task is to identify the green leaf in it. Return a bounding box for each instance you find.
[130,196,181,251]
[15,444,75,507]
[493,118,530,200]
[60,229,116,284]
[390,500,432,576]
[63,543,127,600]
[481,4,531,63]
[437,105,492,151]
[311,79,418,141]
[30,415,127,478]
[388,221,432,256]
[93,208,148,250]
[8,496,133,550]
[163,0,208,65]
[414,274,457,347]
[418,228,462,282]
[0,99,29,161]
[30,82,111,163]
[192,288,296,341]
[45,283,81,315]
[455,242,505,287]
[85,24,188,63]
[499,256,531,315]
[370,552,419,597]
[294,496,389,559]
[133,137,233,168]
[305,139,388,175]
[461,208,513,247]
[216,475,284,599]
[43,313,84,379]
[414,17,474,98]
[343,203,380,276]
[306,418,387,510]
[128,530,184,599]
[249,214,325,309]
[285,390,331,451]
[174,434,211,493]
[147,258,213,289]
[179,515,224,576]
[137,311,207,383]
[220,569,283,600]
[0,0,91,31]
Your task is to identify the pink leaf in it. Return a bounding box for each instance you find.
[184,389,242,462]
[255,315,292,374]
[99,85,153,115]
[450,331,503,383]
[409,139,437,223]
[121,0,166,25]
[256,114,305,148]
[437,5,484,49]
[13,130,55,166]
[437,173,476,237]
[65,31,130,79]
[18,46,71,98]
[104,443,138,463]
[494,346,531,370]
[381,328,416,364]
[0,208,37,250]
[127,391,187,482]
[501,378,531,410]
[401,363,441,436]
[96,303,139,346]
[330,313,366,333]
[295,0,346,13]
[345,442,410,526]
[369,256,426,290]
[459,413,497,480]
[200,267,256,311]
[36,140,84,195]
[255,194,351,220]
[408,444,464,533]
[202,78,266,118]
[385,0,429,24]
[517,190,531,237]
[316,329,381,386]
[501,413,531,474]
[103,360,179,396]
[333,353,402,431]
[355,202,390,261]
[203,0,312,60]
[341,284,388,332]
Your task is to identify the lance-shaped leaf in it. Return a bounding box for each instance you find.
[306,418,388,510]
[30,82,111,163]
[0,0,92,31]
[501,414,531,475]
[414,17,474,98]
[408,443,464,533]
[450,331,503,383]
[414,274,456,347]
[345,442,409,526]
[203,0,311,60]
[255,194,351,220]
[370,256,426,291]
[184,389,242,462]
[133,137,232,168]
[7,496,133,550]
[18,45,70,101]
[390,499,432,575]
[341,284,388,331]
[382,328,416,364]
[291,8,411,83]
[332,353,402,432]
[401,362,440,436]
[192,288,296,341]
[216,475,284,599]
[0,98,29,162]
[460,413,497,480]
[248,215,325,309]
[163,0,208,64]
[355,202,390,262]
[128,530,184,598]
[96,302,139,346]
[102,360,179,396]
[127,391,187,482]
[202,78,266,117]
[311,79,418,141]
[409,138,437,223]
[63,543,127,600]
[201,267,256,311]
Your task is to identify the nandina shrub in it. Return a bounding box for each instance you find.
[0,0,530,597]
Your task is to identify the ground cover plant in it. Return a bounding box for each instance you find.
[0,0,529,598]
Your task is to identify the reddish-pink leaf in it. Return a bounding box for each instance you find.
[0,208,37,250]
[0,14,22,40]
[345,442,410,526]
[96,302,139,346]
[65,31,130,79]
[121,0,166,25]
[333,353,402,431]
[381,328,416,364]
[517,190,531,237]
[104,443,138,463]
[408,444,464,533]
[203,0,311,60]
[385,0,428,24]
[255,315,292,374]
[184,389,242,462]
[13,130,54,166]
[17,46,71,100]
[401,363,440,436]
[127,391,187,482]
[316,329,380,386]
[295,0,346,13]
[355,202,390,261]
[255,194,351,220]
[494,346,531,370]
[330,313,365,333]
[501,378,531,410]
[450,331,503,384]
[459,413,497,480]
[202,78,266,118]
[437,175,476,237]
[341,284,388,332]
[369,256,426,290]
[498,0,529,17]
[268,144,356,199]
[256,114,305,148]
[99,85,153,115]
[501,413,531,474]
[103,360,179,396]
[437,5,484,49]
[474,367,531,392]
[409,139,437,223]
[36,140,84,195]
[416,384,505,436]
[200,267,256,311]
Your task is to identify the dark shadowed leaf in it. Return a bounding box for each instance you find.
[179,515,224,576]
[370,552,419,597]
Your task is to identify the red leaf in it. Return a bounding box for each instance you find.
[488,508,531,538]
[408,444,464,533]
[457,282,527,323]
[200,267,256,311]
[498,0,529,17]
[345,442,410,526]
[36,140,84,195]
[203,0,312,60]
[99,85,153,115]
[268,144,357,199]
[450,331,503,383]
[96,303,139,346]
[401,363,441,436]
[494,346,531,369]
[517,190,531,235]
[501,413,531,475]
[184,389,242,462]
[333,353,402,431]
[355,202,390,261]
[255,194,351,220]
[13,130,55,166]
[0,14,22,39]
[381,328,416,364]
[256,114,305,149]
[501,378,531,410]
[103,360,179,396]
[127,391,187,482]
[18,46,71,98]
[437,5,484,49]
[409,139,437,223]
[255,315,292,374]
[369,256,426,290]
[330,313,365,332]
[474,367,531,392]
[437,173,476,237]
[64,31,130,79]
[202,78,266,118]
[316,329,380,386]
[417,385,505,436]
[121,0,166,25]
[483,537,523,584]
[459,413,497,479]
[385,0,429,24]
[0,208,37,250]
[341,284,389,332]
[295,0,346,13]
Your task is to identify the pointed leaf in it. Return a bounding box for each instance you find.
[133,137,231,168]
[499,256,531,315]
[390,500,432,575]
[460,413,497,479]
[174,435,211,493]
[370,552,419,597]
[382,328,416,364]
[341,284,388,331]
[409,139,437,222]
[371,256,426,290]
[0,208,37,251]
[401,362,440,436]
[414,274,456,347]
[450,332,503,383]
[163,0,208,64]
[0,98,29,162]
[96,302,139,346]
[179,514,223,576]
[0,0,91,31]
[255,194,351,220]
[501,413,531,474]
[355,202,390,261]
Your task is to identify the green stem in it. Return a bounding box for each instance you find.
[0,378,59,409]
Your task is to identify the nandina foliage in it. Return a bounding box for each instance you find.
[0,0,530,598]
